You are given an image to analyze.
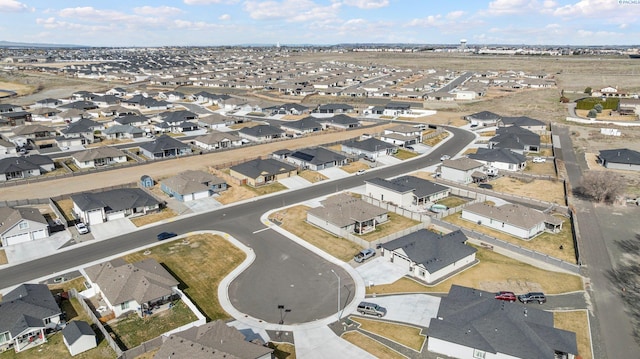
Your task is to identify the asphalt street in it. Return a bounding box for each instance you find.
[0,126,475,325]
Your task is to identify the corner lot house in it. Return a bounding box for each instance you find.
[381,124,423,147]
[489,126,540,154]
[0,284,63,353]
[468,148,527,172]
[154,320,273,359]
[428,285,578,359]
[365,175,450,208]
[461,202,563,240]
[0,155,55,181]
[193,130,243,150]
[307,193,388,235]
[498,116,547,131]
[280,116,322,135]
[161,170,227,202]
[316,114,361,129]
[341,137,397,160]
[598,148,640,171]
[440,158,486,184]
[139,135,192,159]
[0,207,49,247]
[62,321,96,356]
[230,158,297,187]
[71,187,161,225]
[381,229,477,283]
[72,146,128,169]
[83,258,180,318]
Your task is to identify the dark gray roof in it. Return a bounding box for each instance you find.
[160,110,198,123]
[317,114,360,125]
[381,230,475,273]
[0,207,47,235]
[103,125,144,135]
[71,187,161,212]
[62,321,95,344]
[500,116,546,127]
[264,103,309,112]
[318,103,354,111]
[468,148,527,164]
[468,111,501,121]
[61,118,100,135]
[58,101,97,110]
[230,158,296,179]
[239,124,284,138]
[429,285,578,359]
[343,137,397,152]
[280,116,321,131]
[0,155,53,174]
[490,126,540,150]
[0,284,61,337]
[366,175,449,198]
[289,147,346,165]
[113,115,149,126]
[599,148,640,165]
[139,135,190,153]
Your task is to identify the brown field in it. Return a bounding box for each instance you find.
[554,311,593,359]
[489,177,566,204]
[350,317,426,351]
[341,331,404,359]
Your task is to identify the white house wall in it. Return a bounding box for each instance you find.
[461,210,541,239]
[427,336,521,359]
[422,254,476,283]
[605,162,640,171]
[306,212,343,237]
[365,183,413,207]
[441,167,475,184]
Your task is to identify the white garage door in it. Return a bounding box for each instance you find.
[107,211,126,221]
[5,232,30,246]
[391,253,412,271]
[88,210,104,225]
[193,191,210,200]
[32,229,47,240]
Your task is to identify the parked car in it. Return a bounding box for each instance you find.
[478,183,493,189]
[518,292,547,304]
[440,154,451,161]
[495,291,517,302]
[532,157,546,163]
[75,222,89,235]
[157,231,178,241]
[357,301,387,317]
[405,146,414,150]
[356,169,366,176]
[354,248,375,263]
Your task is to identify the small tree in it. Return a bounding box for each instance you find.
[579,171,626,203]
[584,86,592,95]
[594,103,603,113]
[587,109,598,118]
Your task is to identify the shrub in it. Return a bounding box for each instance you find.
[575,97,619,111]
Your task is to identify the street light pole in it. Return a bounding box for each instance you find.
[331,269,340,320]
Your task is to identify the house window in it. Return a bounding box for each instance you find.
[473,349,486,359]
[44,317,51,325]
[19,222,28,230]
[0,331,10,343]
[121,301,130,310]
[419,270,426,277]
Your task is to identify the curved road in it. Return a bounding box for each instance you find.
[0,127,475,325]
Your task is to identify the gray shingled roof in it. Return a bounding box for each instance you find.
[73,146,127,162]
[239,124,284,138]
[139,135,190,153]
[162,170,225,195]
[429,285,578,359]
[490,126,540,150]
[71,187,161,212]
[463,202,563,230]
[113,115,149,126]
[230,158,296,179]
[468,111,501,121]
[307,193,387,227]
[280,116,321,131]
[468,148,527,164]
[599,148,640,165]
[500,116,546,127]
[62,321,95,345]
[317,114,360,126]
[0,207,47,235]
[289,147,346,166]
[442,157,484,171]
[343,137,397,152]
[60,118,100,135]
[103,125,144,135]
[0,284,61,337]
[366,175,449,198]
[12,124,56,136]
[194,130,241,145]
[381,229,476,273]
[0,155,53,174]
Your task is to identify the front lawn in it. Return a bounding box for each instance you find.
[393,148,418,160]
[245,182,288,196]
[350,317,426,351]
[130,208,177,227]
[358,214,421,242]
[341,332,404,359]
[554,311,592,359]
[298,169,328,183]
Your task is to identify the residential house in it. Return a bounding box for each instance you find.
[230,158,297,187]
[0,104,23,114]
[0,206,49,247]
[57,118,102,147]
[316,103,354,114]
[263,103,310,116]
[139,135,192,159]
[0,137,17,156]
[317,114,361,130]
[239,125,285,142]
[99,105,140,118]
[58,101,98,111]
[161,170,227,202]
[71,187,161,225]
[83,258,179,318]
[489,126,540,154]
[153,320,273,359]
[91,95,119,107]
[217,96,247,111]
[381,124,423,147]
[58,109,89,123]
[30,107,61,121]
[0,112,31,127]
[105,87,128,97]
[440,158,487,184]
[280,147,348,171]
[307,193,388,235]
[461,202,563,240]
[112,115,149,127]
[468,148,527,172]
[382,102,413,116]
[32,98,62,108]
[0,284,63,353]
[193,130,243,150]
[465,111,501,127]
[598,148,640,171]
[381,229,477,283]
[72,146,128,169]
[197,113,234,129]
[341,137,397,160]
[365,175,450,208]
[428,285,578,359]
[498,116,547,131]
[62,321,96,356]
[280,116,322,135]
[158,91,185,102]
[102,125,145,140]
[0,155,55,181]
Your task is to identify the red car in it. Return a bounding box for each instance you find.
[495,291,517,302]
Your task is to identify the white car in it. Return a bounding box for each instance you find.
[532,157,546,163]
[75,222,89,234]
[356,169,366,176]
[440,154,451,161]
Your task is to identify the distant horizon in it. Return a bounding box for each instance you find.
[1,1,639,47]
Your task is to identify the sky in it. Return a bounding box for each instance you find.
[1,0,639,47]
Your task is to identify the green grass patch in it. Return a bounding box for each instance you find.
[575,97,619,110]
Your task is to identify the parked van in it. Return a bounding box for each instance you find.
[357,301,387,317]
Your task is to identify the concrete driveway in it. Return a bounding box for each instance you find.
[355,256,407,286]
[319,167,350,179]
[355,294,441,328]
[183,196,224,213]
[376,155,402,166]
[294,326,376,359]
[90,218,138,241]
[279,176,312,189]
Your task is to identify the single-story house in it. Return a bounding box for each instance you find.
[153,320,273,359]
[229,158,297,187]
[161,170,227,202]
[0,111,31,127]
[341,137,397,160]
[365,175,450,208]
[598,148,640,171]
[0,155,55,181]
[58,118,102,146]
[316,114,361,129]
[381,124,423,147]
[263,103,310,116]
[316,103,354,114]
[280,147,348,171]
[498,116,547,131]
[72,146,128,169]
[468,148,527,172]
[0,206,49,247]
[280,116,322,135]
[381,229,477,283]
[428,285,578,359]
[461,202,563,240]
[193,130,243,150]
[307,193,388,236]
[0,284,63,353]
[62,321,96,356]
[112,115,149,127]
[440,158,486,184]
[489,126,540,154]
[238,125,285,142]
[83,258,180,318]
[465,111,501,126]
[197,113,234,129]
[0,137,17,155]
[71,187,161,225]
[139,135,192,159]
[102,125,144,140]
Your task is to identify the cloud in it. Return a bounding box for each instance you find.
[134,6,183,16]
[183,0,239,4]
[243,0,340,22]
[554,0,626,17]
[0,0,32,12]
[219,14,231,20]
[485,0,536,15]
[342,0,389,9]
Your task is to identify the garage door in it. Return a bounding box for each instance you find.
[32,229,47,240]
[107,211,126,221]
[193,191,210,200]
[391,253,412,271]
[4,232,30,246]
[88,210,104,225]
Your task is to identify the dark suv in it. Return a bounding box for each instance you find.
[518,292,546,304]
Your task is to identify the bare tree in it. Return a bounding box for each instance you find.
[578,171,626,203]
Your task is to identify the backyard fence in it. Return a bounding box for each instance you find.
[118,337,163,359]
